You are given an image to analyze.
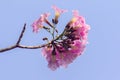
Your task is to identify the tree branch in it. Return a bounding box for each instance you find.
[0,24,49,53]
[16,23,26,45]
[0,45,17,53]
[17,44,47,49]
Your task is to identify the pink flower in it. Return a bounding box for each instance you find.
[52,5,67,23]
[72,10,79,17]
[58,40,84,67]
[32,13,50,33]
[42,46,53,57]
[70,10,85,27]
[42,47,61,70]
[70,40,85,55]
[48,58,60,71]
[57,51,78,67]
[80,24,90,40]
[42,40,86,70]
[69,10,90,41]
[39,8,90,71]
[42,46,60,70]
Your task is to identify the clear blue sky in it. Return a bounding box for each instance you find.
[0,0,120,80]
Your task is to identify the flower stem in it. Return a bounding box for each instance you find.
[52,23,56,40]
[54,28,66,41]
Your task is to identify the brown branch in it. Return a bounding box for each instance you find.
[17,44,47,49]
[0,23,50,53]
[0,45,17,53]
[16,23,26,45]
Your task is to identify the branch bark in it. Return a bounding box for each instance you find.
[16,23,26,45]
[0,23,49,53]
[17,44,46,49]
[0,45,17,53]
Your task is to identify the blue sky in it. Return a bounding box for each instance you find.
[0,0,120,80]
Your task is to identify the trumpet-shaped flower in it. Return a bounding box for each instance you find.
[52,5,67,24]
[33,6,91,71]
[42,39,87,70]
[32,13,50,32]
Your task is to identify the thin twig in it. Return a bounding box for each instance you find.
[17,44,48,49]
[16,23,26,45]
[0,23,51,53]
[0,24,26,53]
[0,45,17,53]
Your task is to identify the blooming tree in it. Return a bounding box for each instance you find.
[0,5,90,71]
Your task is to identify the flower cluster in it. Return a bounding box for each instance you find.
[32,5,90,70]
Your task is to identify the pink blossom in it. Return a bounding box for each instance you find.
[58,40,84,67]
[80,24,90,40]
[40,8,90,71]
[42,40,86,70]
[72,10,79,17]
[42,46,60,70]
[52,5,67,16]
[58,51,78,67]
[32,21,40,33]
[32,13,50,33]
[48,58,60,71]
[42,46,53,57]
[70,40,85,55]
[70,10,90,41]
[52,5,67,23]
[70,10,85,27]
